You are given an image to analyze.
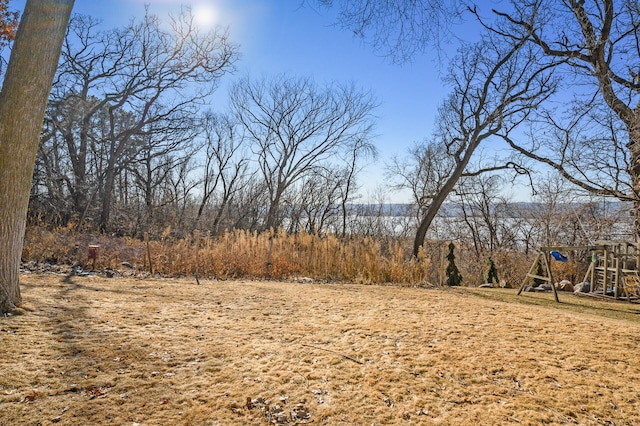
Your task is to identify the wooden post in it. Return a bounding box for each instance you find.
[266,234,274,276]
[88,245,99,271]
[440,242,446,287]
[519,250,559,302]
[194,230,201,285]
[542,250,559,303]
[590,251,597,290]
[518,252,542,295]
[614,254,621,298]
[144,232,153,275]
[603,246,609,295]
[582,258,595,290]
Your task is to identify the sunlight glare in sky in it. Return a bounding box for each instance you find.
[192,3,218,29]
[125,0,225,30]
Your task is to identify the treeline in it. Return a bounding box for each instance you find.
[23,190,631,287]
[23,9,637,288]
[29,12,376,238]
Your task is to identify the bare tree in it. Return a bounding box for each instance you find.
[226,178,271,232]
[484,0,640,237]
[230,74,377,231]
[38,91,103,220]
[43,9,238,232]
[314,0,462,63]
[0,0,74,314]
[194,112,250,234]
[338,136,377,238]
[386,139,455,221]
[503,97,634,211]
[454,173,511,255]
[128,131,198,234]
[286,164,344,235]
[409,31,558,257]
[155,155,200,235]
[31,108,79,225]
[315,0,640,248]
[346,188,402,237]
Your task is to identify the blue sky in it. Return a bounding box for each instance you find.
[12,0,460,202]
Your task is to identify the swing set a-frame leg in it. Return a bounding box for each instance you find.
[542,251,560,303]
[518,251,560,302]
[518,252,543,295]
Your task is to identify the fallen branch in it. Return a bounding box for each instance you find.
[302,344,364,365]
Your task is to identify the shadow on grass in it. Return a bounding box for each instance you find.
[53,271,93,359]
[458,287,640,323]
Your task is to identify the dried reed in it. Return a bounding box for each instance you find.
[22,226,431,286]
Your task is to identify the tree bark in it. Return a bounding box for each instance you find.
[265,189,283,231]
[99,156,117,233]
[490,1,640,240]
[628,128,640,241]
[0,0,74,313]
[413,155,473,257]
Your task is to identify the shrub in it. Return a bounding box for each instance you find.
[485,256,499,284]
[445,242,462,286]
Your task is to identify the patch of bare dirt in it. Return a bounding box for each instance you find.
[1,273,640,425]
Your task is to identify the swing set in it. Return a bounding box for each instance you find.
[518,241,640,303]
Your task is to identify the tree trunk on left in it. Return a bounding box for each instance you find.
[0,0,74,314]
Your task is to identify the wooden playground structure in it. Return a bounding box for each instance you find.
[518,241,640,303]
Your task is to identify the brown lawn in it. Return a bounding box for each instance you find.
[1,273,640,425]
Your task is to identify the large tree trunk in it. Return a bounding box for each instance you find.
[99,159,117,233]
[211,193,231,235]
[628,130,640,242]
[0,0,74,313]
[413,173,458,258]
[413,136,483,257]
[264,189,283,231]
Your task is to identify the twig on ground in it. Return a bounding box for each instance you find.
[302,343,364,365]
[296,371,310,388]
[547,407,578,424]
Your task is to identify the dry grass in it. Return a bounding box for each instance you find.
[22,227,430,285]
[460,287,640,323]
[2,274,640,425]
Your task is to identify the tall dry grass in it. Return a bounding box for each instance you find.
[23,226,587,288]
[22,226,431,286]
